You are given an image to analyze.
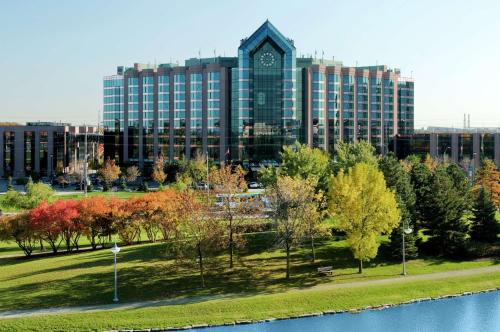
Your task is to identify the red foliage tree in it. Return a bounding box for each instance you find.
[30,200,80,252]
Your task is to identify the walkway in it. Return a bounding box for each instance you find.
[1,265,499,319]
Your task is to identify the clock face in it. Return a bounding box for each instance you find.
[260,51,276,67]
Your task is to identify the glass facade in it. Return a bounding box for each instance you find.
[142,75,154,163]
[342,74,355,142]
[173,73,186,160]
[398,80,414,135]
[312,71,326,148]
[327,73,340,153]
[158,75,170,158]
[102,21,420,168]
[103,75,124,162]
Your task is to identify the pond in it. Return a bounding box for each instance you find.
[200,291,500,332]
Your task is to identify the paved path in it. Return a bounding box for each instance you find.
[1,265,499,319]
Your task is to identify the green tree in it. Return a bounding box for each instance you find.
[329,163,400,273]
[333,141,378,174]
[379,153,418,259]
[409,162,434,228]
[177,153,207,187]
[423,165,470,257]
[470,187,499,242]
[259,142,331,193]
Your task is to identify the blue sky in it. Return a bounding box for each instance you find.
[1,0,499,128]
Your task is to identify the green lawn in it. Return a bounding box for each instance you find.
[0,233,498,313]
[0,190,144,213]
[0,271,499,332]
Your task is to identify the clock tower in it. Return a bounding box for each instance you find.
[233,21,299,162]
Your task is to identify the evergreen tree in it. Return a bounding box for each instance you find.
[409,162,434,229]
[424,165,470,257]
[379,154,418,259]
[470,187,499,242]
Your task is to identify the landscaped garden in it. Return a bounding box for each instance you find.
[0,142,499,331]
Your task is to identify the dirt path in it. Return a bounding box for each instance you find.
[1,265,499,319]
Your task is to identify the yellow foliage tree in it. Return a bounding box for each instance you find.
[473,159,500,208]
[329,163,400,273]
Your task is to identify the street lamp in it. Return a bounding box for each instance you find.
[111,242,120,302]
[402,222,413,276]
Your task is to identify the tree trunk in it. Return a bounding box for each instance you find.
[39,239,44,251]
[229,217,234,269]
[358,259,363,274]
[197,243,205,288]
[286,242,290,279]
[311,235,316,263]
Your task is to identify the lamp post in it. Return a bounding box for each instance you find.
[111,242,120,302]
[402,222,413,276]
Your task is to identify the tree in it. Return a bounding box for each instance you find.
[177,153,206,187]
[302,193,326,262]
[409,162,434,229]
[0,212,37,257]
[112,198,141,245]
[329,163,400,273]
[379,154,418,259]
[29,200,80,252]
[259,141,331,193]
[151,155,167,185]
[29,201,62,253]
[210,163,248,268]
[333,141,378,174]
[473,159,500,208]
[135,190,181,243]
[99,159,121,191]
[470,187,499,242]
[267,176,315,279]
[125,166,141,183]
[423,165,470,257]
[176,193,224,287]
[78,197,113,249]
[52,200,81,251]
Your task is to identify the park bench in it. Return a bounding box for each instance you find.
[317,266,334,276]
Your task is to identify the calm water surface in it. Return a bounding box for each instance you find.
[201,291,500,332]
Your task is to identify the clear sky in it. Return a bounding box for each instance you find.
[1,0,499,128]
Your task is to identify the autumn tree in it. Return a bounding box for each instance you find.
[0,212,37,257]
[267,176,316,279]
[151,155,167,185]
[29,200,81,252]
[126,165,141,183]
[78,197,113,249]
[99,159,121,191]
[329,163,400,273]
[112,198,141,245]
[470,187,499,242]
[473,159,500,208]
[210,163,248,268]
[175,193,224,287]
[29,201,63,253]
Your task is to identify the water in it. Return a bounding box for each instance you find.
[200,291,500,332]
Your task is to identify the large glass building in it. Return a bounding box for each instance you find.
[103,21,415,169]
